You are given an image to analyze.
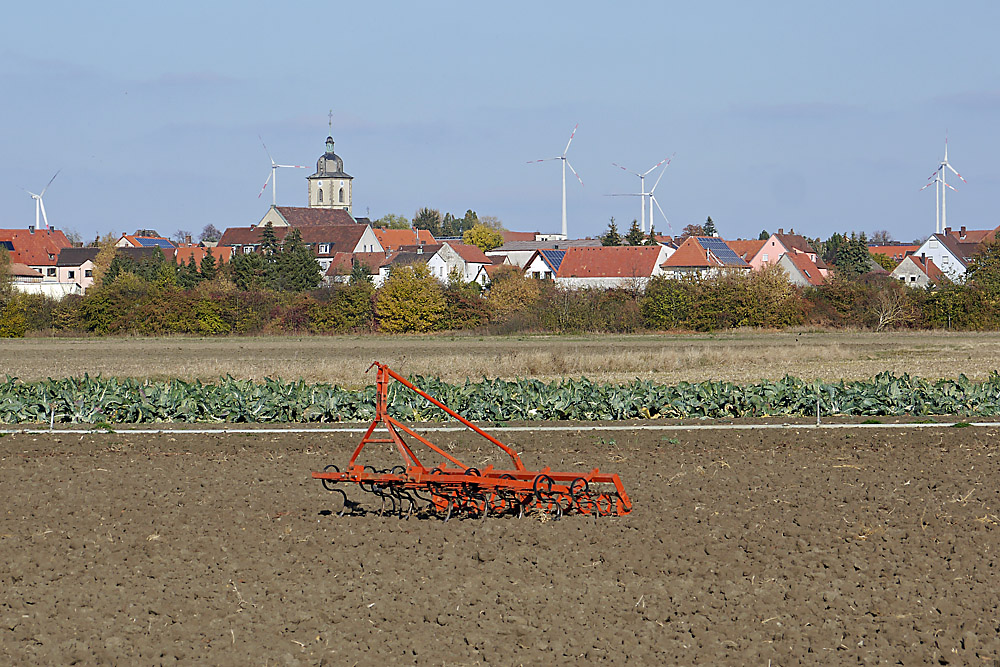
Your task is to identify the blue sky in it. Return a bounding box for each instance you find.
[2,1,999,243]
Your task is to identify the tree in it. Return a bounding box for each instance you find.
[601,217,622,246]
[200,224,223,243]
[871,253,895,272]
[375,264,446,332]
[413,207,442,236]
[645,225,660,246]
[91,233,119,287]
[486,265,541,323]
[964,238,1000,292]
[0,248,13,307]
[273,228,321,291]
[172,229,194,244]
[680,223,706,240]
[624,219,646,246]
[833,233,873,277]
[259,222,281,257]
[758,229,770,241]
[478,215,505,230]
[349,257,374,286]
[229,251,267,291]
[441,212,459,237]
[178,256,201,289]
[199,248,218,281]
[704,216,717,237]
[376,213,411,229]
[462,224,505,252]
[869,229,892,245]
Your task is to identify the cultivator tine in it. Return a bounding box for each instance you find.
[312,362,633,520]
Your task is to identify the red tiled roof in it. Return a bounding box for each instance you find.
[445,242,491,264]
[661,237,741,269]
[325,251,389,276]
[174,246,235,265]
[869,245,919,261]
[556,246,664,278]
[0,228,73,266]
[909,256,945,282]
[9,263,42,278]
[943,226,1000,245]
[373,228,435,250]
[220,224,373,255]
[274,206,356,226]
[727,239,765,261]
[501,230,537,243]
[772,232,816,255]
[783,252,825,286]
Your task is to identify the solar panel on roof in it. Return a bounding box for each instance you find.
[695,237,748,267]
[0,241,13,251]
[539,248,566,271]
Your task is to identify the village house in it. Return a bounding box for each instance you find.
[523,248,566,280]
[748,229,830,278]
[891,254,944,287]
[777,252,826,287]
[372,227,436,252]
[174,246,235,268]
[0,227,73,277]
[868,244,920,264]
[115,231,176,249]
[554,245,673,289]
[660,236,750,277]
[912,233,979,281]
[486,238,601,268]
[219,223,382,273]
[254,205,356,229]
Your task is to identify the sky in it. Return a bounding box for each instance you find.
[3,1,999,244]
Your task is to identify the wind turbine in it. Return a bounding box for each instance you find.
[606,159,673,233]
[921,137,966,234]
[528,124,583,238]
[24,170,60,230]
[611,156,672,232]
[257,136,306,207]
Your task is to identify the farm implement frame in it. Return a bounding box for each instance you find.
[312,362,632,520]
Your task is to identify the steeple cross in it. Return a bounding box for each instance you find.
[328,109,333,134]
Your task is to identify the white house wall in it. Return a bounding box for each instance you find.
[914,238,965,281]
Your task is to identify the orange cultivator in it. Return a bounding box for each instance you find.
[312,362,632,520]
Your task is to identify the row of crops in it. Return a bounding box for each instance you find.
[1,372,1000,424]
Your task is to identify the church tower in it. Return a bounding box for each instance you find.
[307,135,353,212]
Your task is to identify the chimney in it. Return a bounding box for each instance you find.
[185,234,192,245]
[960,226,966,238]
[778,228,784,235]
[28,225,35,233]
[944,227,951,235]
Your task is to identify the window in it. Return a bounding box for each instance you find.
[47,267,56,276]
[762,253,768,262]
[318,188,323,203]
[339,187,344,203]
[85,269,93,278]
[243,246,253,254]
[900,276,906,282]
[910,276,917,282]
[319,244,330,254]
[68,270,75,279]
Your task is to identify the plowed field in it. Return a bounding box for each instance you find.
[2,425,999,664]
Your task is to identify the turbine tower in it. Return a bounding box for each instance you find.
[611,156,671,232]
[528,124,583,238]
[258,136,306,206]
[24,170,60,230]
[921,138,966,234]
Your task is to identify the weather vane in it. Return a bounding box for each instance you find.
[328,109,333,135]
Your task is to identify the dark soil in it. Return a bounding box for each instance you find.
[2,424,999,665]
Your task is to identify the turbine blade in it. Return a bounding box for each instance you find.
[260,135,276,165]
[642,157,669,177]
[562,123,579,156]
[565,159,583,186]
[650,160,671,192]
[947,164,967,183]
[40,170,60,197]
[604,193,644,197]
[257,172,272,198]
[39,199,49,227]
[528,157,561,163]
[651,196,672,230]
[920,181,936,191]
[276,164,307,169]
[944,182,958,192]
[612,162,640,176]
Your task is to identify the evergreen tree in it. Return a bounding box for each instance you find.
[259,222,281,257]
[601,217,622,246]
[704,216,717,237]
[413,207,442,236]
[273,228,321,291]
[462,209,479,235]
[833,233,873,277]
[178,256,201,289]
[645,225,660,246]
[349,257,374,286]
[440,212,458,237]
[199,248,218,281]
[758,229,770,241]
[230,251,266,291]
[624,219,646,246]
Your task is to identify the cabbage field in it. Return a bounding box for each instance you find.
[2,371,1000,424]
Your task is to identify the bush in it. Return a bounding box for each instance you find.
[375,265,446,333]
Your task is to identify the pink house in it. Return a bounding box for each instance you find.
[750,229,830,278]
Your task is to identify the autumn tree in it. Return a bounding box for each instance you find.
[376,213,411,230]
[462,223,505,252]
[680,223,706,239]
[375,264,446,332]
[199,224,223,243]
[91,233,119,287]
[486,265,541,322]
